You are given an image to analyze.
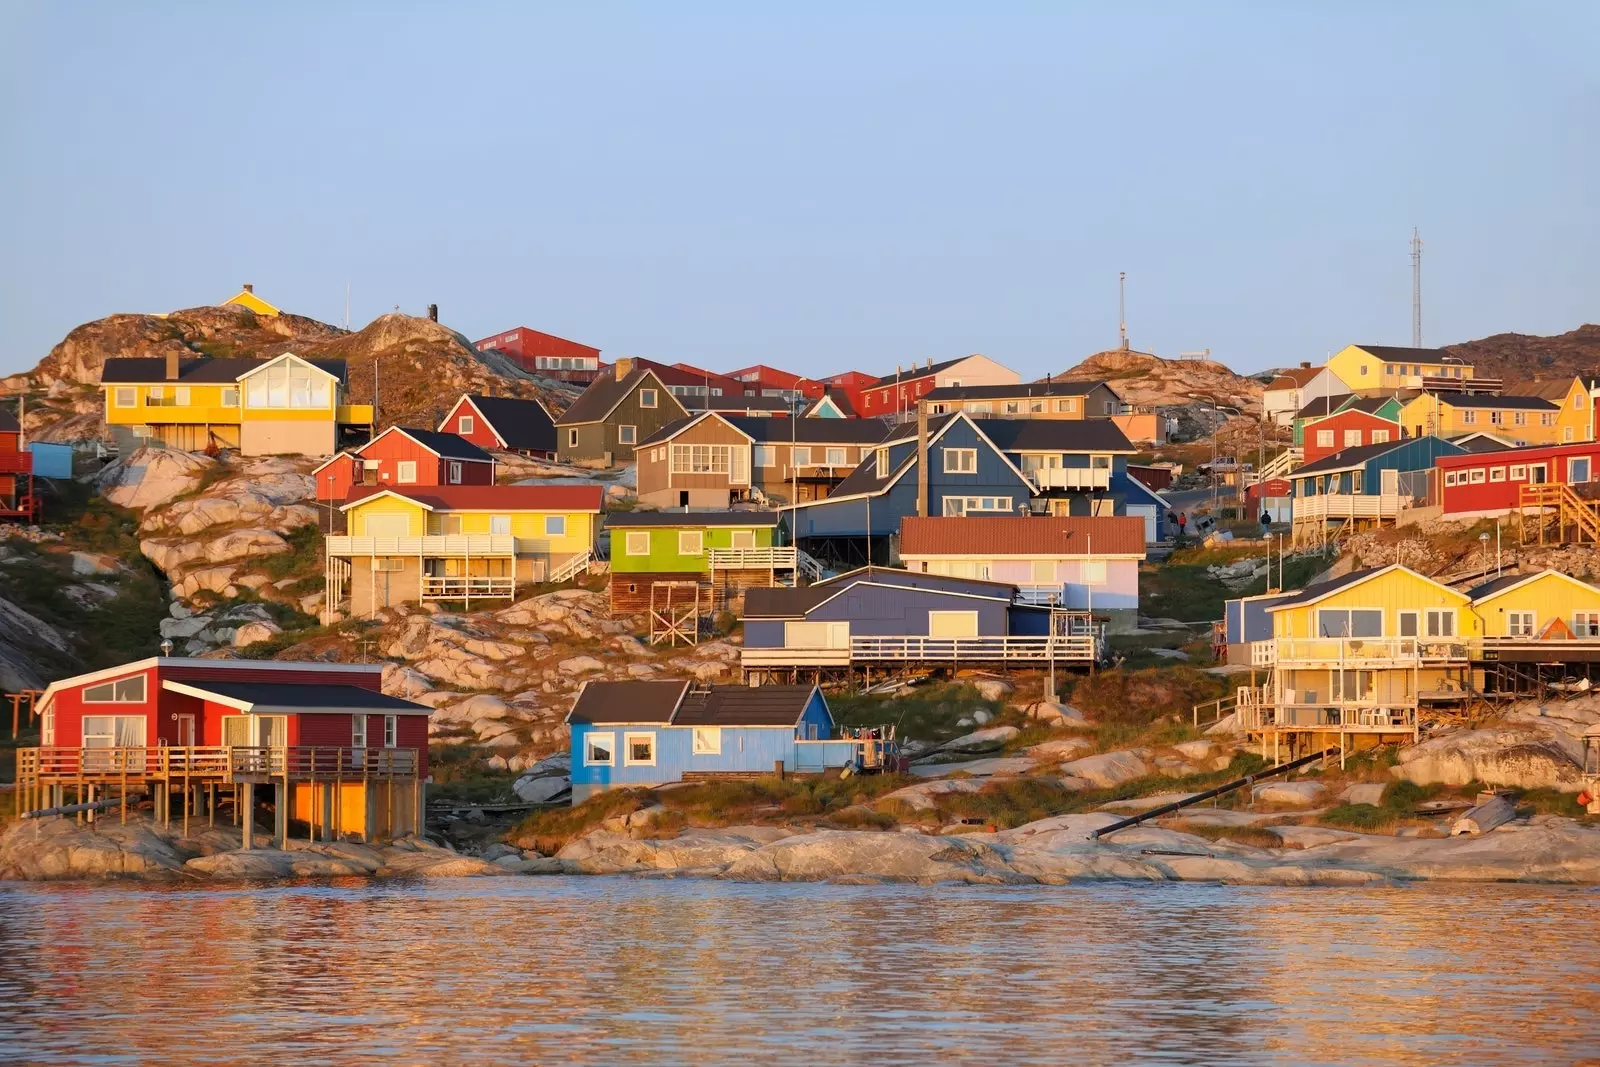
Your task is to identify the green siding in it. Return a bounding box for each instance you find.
[610,523,780,574]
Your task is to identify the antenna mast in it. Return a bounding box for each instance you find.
[1411,228,1423,347]
[1118,271,1128,351]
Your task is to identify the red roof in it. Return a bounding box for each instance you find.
[898,516,1147,557]
[345,484,604,512]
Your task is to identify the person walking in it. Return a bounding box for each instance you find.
[1176,511,1187,539]
[1260,508,1272,539]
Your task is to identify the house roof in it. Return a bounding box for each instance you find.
[1343,395,1401,415]
[976,418,1137,454]
[1467,569,1600,603]
[728,416,893,445]
[1354,345,1462,365]
[555,367,684,426]
[803,389,859,418]
[373,427,494,462]
[341,484,604,512]
[1506,378,1579,401]
[745,566,1020,618]
[35,657,384,717]
[0,408,17,434]
[1293,393,1355,420]
[1426,392,1556,411]
[602,509,781,528]
[898,515,1147,557]
[566,680,689,725]
[867,356,970,387]
[100,355,348,384]
[683,394,794,413]
[1452,432,1516,453]
[1266,366,1326,390]
[454,395,557,452]
[1266,566,1391,610]
[922,380,1118,403]
[1293,439,1413,477]
[741,585,840,618]
[672,685,824,727]
[161,680,432,714]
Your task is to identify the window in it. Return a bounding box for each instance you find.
[625,531,651,555]
[1514,411,1527,427]
[82,715,146,748]
[624,732,656,766]
[639,388,658,408]
[1507,612,1536,638]
[678,531,703,555]
[1425,609,1456,638]
[1056,398,1077,413]
[1489,410,1504,426]
[966,402,992,414]
[352,715,368,749]
[373,557,404,572]
[1398,611,1418,638]
[458,415,474,435]
[754,445,775,467]
[1565,428,1577,443]
[1461,410,1477,425]
[1344,429,1362,447]
[584,732,615,766]
[1030,560,1055,583]
[1004,402,1020,415]
[671,443,737,476]
[1030,400,1044,413]
[928,610,979,638]
[439,515,465,535]
[383,715,398,748]
[825,447,847,466]
[114,387,136,407]
[489,515,511,535]
[1571,458,1592,484]
[1385,364,1395,376]
[1317,430,1334,448]
[942,496,1012,516]
[396,461,417,484]
[730,530,756,549]
[1488,467,1505,482]
[545,515,566,536]
[1444,471,1458,487]
[875,448,889,478]
[1574,613,1600,638]
[244,360,331,409]
[618,425,636,445]
[1359,365,1368,376]
[1371,429,1390,444]
[1317,609,1383,638]
[1542,412,1556,427]
[692,727,722,755]
[83,674,147,703]
[1080,560,1108,585]
[1510,465,1526,480]
[785,620,850,648]
[447,461,463,484]
[568,429,579,448]
[792,446,812,466]
[221,387,239,406]
[943,448,977,473]
[1468,469,1486,484]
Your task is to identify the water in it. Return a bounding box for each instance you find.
[1,878,1596,1065]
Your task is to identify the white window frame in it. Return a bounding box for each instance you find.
[352,714,368,750]
[1507,611,1536,638]
[383,715,398,748]
[625,531,651,556]
[584,731,615,766]
[1468,469,1486,484]
[639,388,658,409]
[1398,610,1419,639]
[1574,613,1600,638]
[1316,430,1334,448]
[729,530,756,549]
[373,557,404,572]
[545,515,567,536]
[943,447,977,474]
[678,531,703,556]
[1316,608,1385,638]
[447,461,463,484]
[568,428,579,448]
[692,727,722,755]
[875,448,889,478]
[458,415,474,435]
[1370,429,1390,444]
[83,674,147,704]
[396,460,417,484]
[1444,471,1458,487]
[82,715,146,749]
[618,425,637,445]
[1509,465,1526,480]
[623,731,656,767]
[221,386,239,407]
[792,445,812,467]
[1080,560,1108,585]
[489,515,512,535]
[754,444,775,468]
[1570,457,1592,484]
[1425,609,1456,639]
[1489,467,1506,483]
[1343,429,1362,447]
[825,446,847,466]
[114,386,136,407]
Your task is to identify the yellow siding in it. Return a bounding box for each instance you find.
[102,384,242,427]
[348,498,429,536]
[1554,379,1593,444]
[1472,573,1600,637]
[1325,346,1382,394]
[223,289,281,316]
[1398,393,1564,445]
[1274,568,1477,640]
[423,509,597,552]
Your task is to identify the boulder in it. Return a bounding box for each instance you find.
[1340,783,1388,806]
[971,709,992,725]
[1173,740,1214,761]
[969,678,1013,702]
[1391,729,1586,793]
[557,655,605,675]
[880,778,986,811]
[722,830,1022,884]
[70,551,119,576]
[511,774,570,804]
[1024,737,1094,762]
[159,614,214,640]
[96,447,215,511]
[382,664,437,699]
[231,620,282,647]
[1253,781,1326,806]
[1060,750,1149,789]
[1023,702,1087,726]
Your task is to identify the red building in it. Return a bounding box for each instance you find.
[727,364,826,399]
[22,657,432,844]
[1127,463,1175,492]
[475,326,605,383]
[439,394,558,458]
[1301,408,1400,465]
[0,408,38,521]
[314,426,496,503]
[666,362,750,398]
[1438,441,1600,518]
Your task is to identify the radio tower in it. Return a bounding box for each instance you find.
[1118,271,1128,351]
[1411,228,1423,347]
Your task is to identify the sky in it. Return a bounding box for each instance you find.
[2,3,1597,379]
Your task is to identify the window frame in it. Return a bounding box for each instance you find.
[114,386,136,408]
[623,731,657,767]
[458,415,474,435]
[1316,430,1335,448]
[220,386,239,407]
[943,447,978,474]
[1490,467,1506,483]
[447,460,463,484]
[691,727,722,755]
[729,530,756,550]
[396,460,417,484]
[625,531,651,556]
[1507,611,1536,638]
[678,530,704,556]
[1509,465,1526,480]
[825,446,847,466]
[568,428,579,448]
[584,731,616,766]
[82,674,148,704]
[383,715,398,748]
[1425,608,1457,639]
[545,515,567,536]
[639,388,658,409]
[617,425,637,446]
[490,515,512,535]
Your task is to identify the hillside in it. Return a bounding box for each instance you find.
[4,304,577,442]
[1446,324,1600,384]
[1050,349,1263,412]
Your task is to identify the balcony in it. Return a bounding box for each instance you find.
[421,575,515,600]
[337,403,375,425]
[1293,494,1406,523]
[708,546,798,570]
[1030,467,1112,491]
[1253,637,1469,668]
[17,745,421,785]
[326,534,517,557]
[742,633,1103,669]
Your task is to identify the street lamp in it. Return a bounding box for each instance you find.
[789,378,814,552]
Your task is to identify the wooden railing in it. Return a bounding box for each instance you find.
[1256,635,1600,667]
[326,534,517,557]
[708,546,799,570]
[742,634,1102,668]
[421,575,516,599]
[1293,494,1405,523]
[16,745,421,784]
[549,549,593,583]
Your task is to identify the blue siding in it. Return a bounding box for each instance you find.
[570,713,849,796]
[744,619,788,648]
[1008,606,1052,636]
[27,442,73,479]
[803,583,1010,637]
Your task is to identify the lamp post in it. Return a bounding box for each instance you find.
[789,378,813,556]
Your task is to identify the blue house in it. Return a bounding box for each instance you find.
[1289,435,1465,542]
[566,680,851,802]
[740,566,1102,680]
[980,419,1166,541]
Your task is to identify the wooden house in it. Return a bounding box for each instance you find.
[475,326,605,383]
[1263,364,1347,425]
[1301,402,1401,465]
[0,408,39,521]
[922,380,1124,421]
[604,510,806,616]
[801,388,858,419]
[313,426,495,504]
[1400,392,1561,447]
[440,394,559,458]
[20,657,432,845]
[1437,440,1600,520]
[326,484,603,617]
[978,418,1165,539]
[566,681,852,802]
[740,567,1103,682]
[1505,375,1595,444]
[1324,345,1483,397]
[220,283,280,317]
[1290,436,1465,544]
[858,354,1020,419]
[897,515,1147,631]
[555,360,690,466]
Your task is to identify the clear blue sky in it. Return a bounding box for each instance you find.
[2,3,1596,378]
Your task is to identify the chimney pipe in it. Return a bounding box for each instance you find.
[615,357,634,380]
[1300,361,1311,369]
[165,351,180,381]
[243,283,254,294]
[427,303,438,323]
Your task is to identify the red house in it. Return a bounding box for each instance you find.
[727,364,825,399]
[475,326,605,383]
[439,394,558,458]
[1438,440,1600,518]
[666,361,749,398]
[818,370,876,416]
[0,408,38,521]
[23,657,432,845]
[1301,408,1400,465]
[314,426,496,503]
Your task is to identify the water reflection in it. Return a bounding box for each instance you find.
[0,879,1596,1065]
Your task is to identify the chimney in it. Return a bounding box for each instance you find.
[165,351,180,381]
[615,357,635,380]
[243,283,254,294]
[916,400,929,518]
[427,303,438,322]
[1300,361,1311,369]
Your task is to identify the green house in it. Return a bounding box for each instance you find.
[605,510,791,614]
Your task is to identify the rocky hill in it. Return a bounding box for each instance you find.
[1446,324,1600,385]
[5,304,577,442]
[1050,349,1263,413]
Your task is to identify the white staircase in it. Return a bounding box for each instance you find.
[549,549,594,584]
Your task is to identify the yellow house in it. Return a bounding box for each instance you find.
[326,484,604,617]
[222,284,281,317]
[1468,569,1600,639]
[101,351,374,456]
[1398,392,1561,446]
[1504,376,1595,445]
[1324,344,1476,397]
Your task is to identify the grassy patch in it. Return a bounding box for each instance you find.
[829,683,1008,745]
[512,788,659,854]
[1318,803,1396,831]
[426,742,519,805]
[1162,820,1283,849]
[1517,788,1588,819]
[259,524,323,582]
[1066,666,1226,728]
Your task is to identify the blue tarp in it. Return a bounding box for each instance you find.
[26,442,73,479]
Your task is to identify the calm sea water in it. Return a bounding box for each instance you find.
[0,878,1596,1065]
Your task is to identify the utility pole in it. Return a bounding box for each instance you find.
[1118,272,1128,351]
[1411,228,1423,348]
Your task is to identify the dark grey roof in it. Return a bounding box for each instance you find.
[1268,567,1388,610]
[868,356,968,386]
[1342,396,1401,415]
[1354,345,1460,363]
[672,685,823,727]
[1293,439,1411,477]
[683,394,792,413]
[824,446,914,498]
[744,566,1016,618]
[556,367,686,426]
[602,509,782,528]
[1453,433,1514,454]
[567,680,687,725]
[923,380,1116,402]
[460,395,556,452]
[0,408,17,434]
[101,355,348,384]
[178,681,430,712]
[804,389,857,418]
[742,585,840,618]
[977,419,1136,454]
[637,416,699,447]
[1465,572,1537,600]
[1428,392,1556,411]
[729,416,894,445]
[389,428,493,462]
[1293,393,1355,420]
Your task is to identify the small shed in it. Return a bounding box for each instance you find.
[27,442,73,479]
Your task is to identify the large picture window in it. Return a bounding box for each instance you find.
[82,715,146,749]
[244,361,331,409]
[1316,609,1383,638]
[84,674,147,704]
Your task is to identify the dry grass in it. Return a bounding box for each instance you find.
[1161,819,1284,850]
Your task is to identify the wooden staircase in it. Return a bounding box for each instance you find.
[1520,483,1600,545]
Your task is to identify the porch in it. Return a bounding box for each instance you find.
[742,632,1104,672]
[324,534,523,617]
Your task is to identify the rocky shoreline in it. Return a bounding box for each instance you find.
[5,809,1598,887]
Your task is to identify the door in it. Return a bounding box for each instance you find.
[175,714,195,746]
[730,447,749,486]
[1380,468,1399,496]
[928,610,979,638]
[1529,464,1547,484]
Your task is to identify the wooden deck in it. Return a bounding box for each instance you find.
[742,634,1104,676]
